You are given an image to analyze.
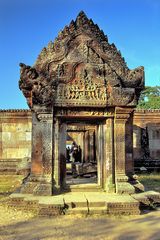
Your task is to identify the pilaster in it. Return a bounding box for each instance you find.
[104,117,116,193]
[21,110,53,196]
[114,107,136,194]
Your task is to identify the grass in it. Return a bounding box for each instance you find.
[0,175,24,195]
[138,173,160,192]
[0,174,160,196]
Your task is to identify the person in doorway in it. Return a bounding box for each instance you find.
[66,146,70,162]
[70,141,77,162]
[77,145,82,163]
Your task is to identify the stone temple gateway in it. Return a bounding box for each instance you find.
[19,11,146,201]
[13,12,160,215]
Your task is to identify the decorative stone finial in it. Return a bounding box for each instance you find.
[75,11,89,26]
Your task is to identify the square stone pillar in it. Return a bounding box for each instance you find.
[21,110,53,196]
[97,123,103,186]
[104,117,115,193]
[114,107,135,194]
[88,129,95,162]
[84,130,89,163]
[52,118,67,193]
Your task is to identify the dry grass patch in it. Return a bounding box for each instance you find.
[0,175,24,195]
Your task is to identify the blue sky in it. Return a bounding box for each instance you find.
[0,0,160,109]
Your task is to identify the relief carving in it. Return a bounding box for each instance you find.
[55,108,112,117]
[37,113,53,122]
[19,11,144,109]
[55,63,107,106]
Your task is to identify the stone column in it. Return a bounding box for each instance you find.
[88,129,95,162]
[59,121,67,188]
[97,124,103,186]
[114,107,135,194]
[52,117,60,192]
[84,130,89,162]
[125,111,134,174]
[104,117,115,193]
[52,118,67,193]
[21,110,53,196]
[82,131,86,163]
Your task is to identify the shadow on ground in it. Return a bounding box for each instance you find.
[1,210,160,240]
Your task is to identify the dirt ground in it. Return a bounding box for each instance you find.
[0,201,160,240]
[0,174,160,240]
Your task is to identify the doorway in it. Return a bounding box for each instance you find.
[58,119,104,188]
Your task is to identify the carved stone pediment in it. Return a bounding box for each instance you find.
[55,63,107,106]
[19,11,144,109]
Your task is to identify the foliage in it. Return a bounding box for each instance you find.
[137,86,160,109]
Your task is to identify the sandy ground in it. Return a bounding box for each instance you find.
[0,202,160,240]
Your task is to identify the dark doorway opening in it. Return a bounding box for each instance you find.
[65,122,98,186]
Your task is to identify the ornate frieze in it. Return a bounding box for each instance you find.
[55,108,113,117]
[55,63,107,106]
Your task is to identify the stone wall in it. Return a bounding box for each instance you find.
[0,110,32,173]
[0,109,160,173]
[133,109,160,161]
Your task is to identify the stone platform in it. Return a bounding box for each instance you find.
[7,191,160,216]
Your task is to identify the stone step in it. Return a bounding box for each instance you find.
[0,159,20,164]
[0,166,17,170]
[88,201,106,207]
[0,175,23,181]
[65,201,87,208]
[66,184,103,192]
[69,188,103,192]
[0,165,18,168]
[8,192,154,216]
[0,159,20,166]
[0,163,18,166]
[0,161,19,174]
[66,206,107,215]
[65,201,106,208]
[0,169,17,174]
[0,161,18,167]
[0,171,17,175]
[0,159,20,161]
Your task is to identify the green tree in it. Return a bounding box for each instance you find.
[137,86,160,109]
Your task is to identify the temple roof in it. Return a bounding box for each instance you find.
[19,11,144,109]
[35,11,128,76]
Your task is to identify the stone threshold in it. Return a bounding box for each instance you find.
[64,183,103,192]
